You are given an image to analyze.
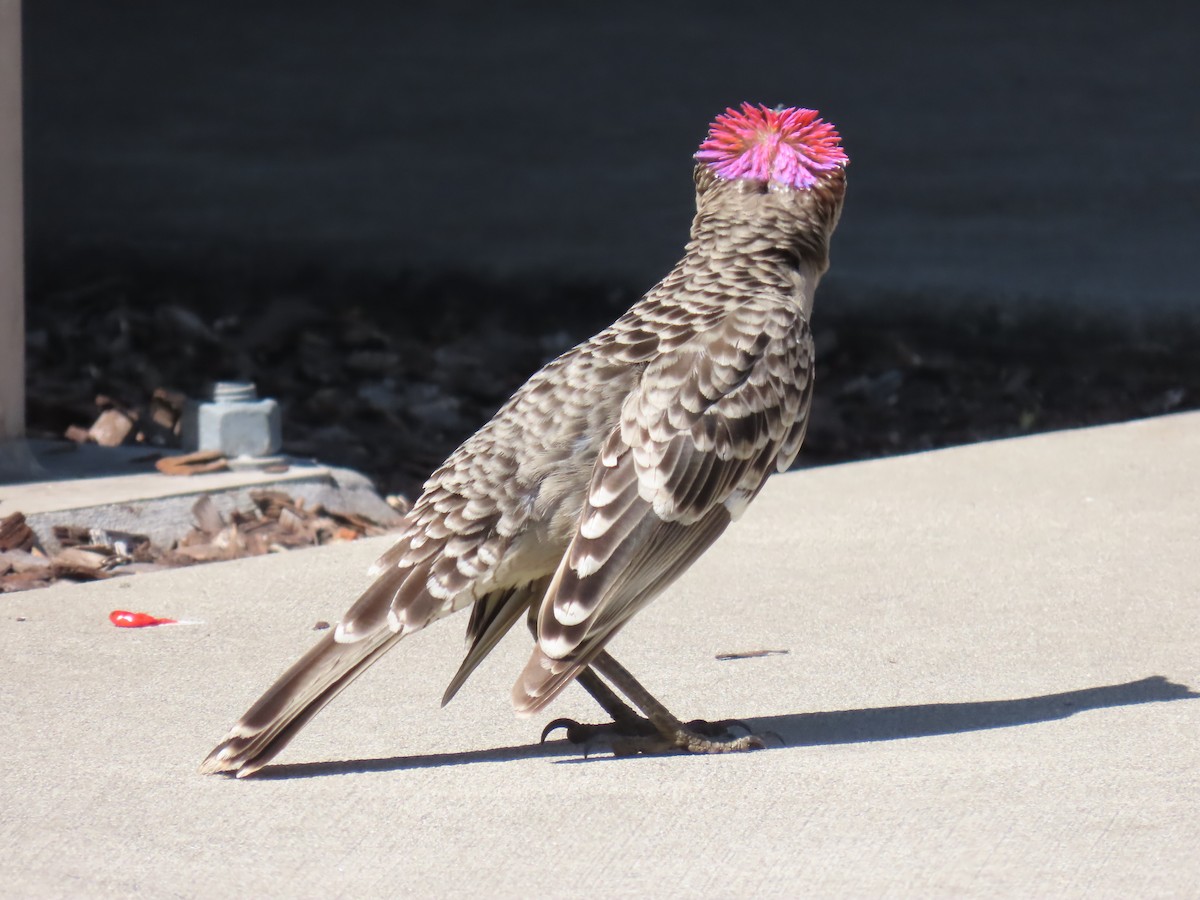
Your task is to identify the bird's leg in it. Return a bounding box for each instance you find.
[590,651,766,754]
[543,650,767,755]
[533,602,655,745]
[540,667,659,747]
[573,668,645,727]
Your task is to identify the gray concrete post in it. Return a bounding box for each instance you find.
[0,0,34,479]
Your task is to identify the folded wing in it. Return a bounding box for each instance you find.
[513,300,815,713]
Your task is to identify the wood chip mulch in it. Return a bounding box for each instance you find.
[0,491,406,594]
[12,269,1200,594]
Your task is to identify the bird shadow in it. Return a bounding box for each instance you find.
[253,675,1195,779]
[749,674,1196,747]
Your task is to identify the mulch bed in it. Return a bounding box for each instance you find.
[9,266,1198,592]
[0,490,404,593]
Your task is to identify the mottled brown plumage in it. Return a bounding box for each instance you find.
[201,109,847,777]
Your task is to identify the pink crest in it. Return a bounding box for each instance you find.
[695,103,847,189]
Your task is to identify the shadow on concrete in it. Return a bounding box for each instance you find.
[256,738,579,780]
[752,675,1196,748]
[253,676,1194,779]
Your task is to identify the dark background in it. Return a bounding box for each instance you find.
[19,0,1200,494]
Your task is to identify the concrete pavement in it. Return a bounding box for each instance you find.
[2,412,1198,897]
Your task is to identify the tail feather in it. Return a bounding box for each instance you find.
[199,627,402,778]
[441,578,549,708]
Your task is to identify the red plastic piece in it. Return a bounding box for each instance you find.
[109,610,177,628]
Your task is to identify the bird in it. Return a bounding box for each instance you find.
[201,103,849,777]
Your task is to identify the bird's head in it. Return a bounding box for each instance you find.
[692,103,848,270]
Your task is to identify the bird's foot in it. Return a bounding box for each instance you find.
[542,716,775,756]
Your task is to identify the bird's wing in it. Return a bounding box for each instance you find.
[513,300,814,714]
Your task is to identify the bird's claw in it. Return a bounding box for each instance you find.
[540,718,582,744]
[541,716,657,749]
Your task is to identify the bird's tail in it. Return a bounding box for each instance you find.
[199,567,411,781]
[199,626,402,778]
